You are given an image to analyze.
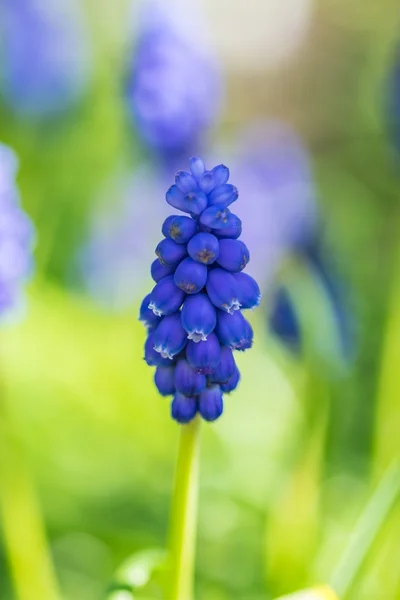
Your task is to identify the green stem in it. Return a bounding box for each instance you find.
[167,416,201,600]
[330,459,400,598]
[0,429,61,600]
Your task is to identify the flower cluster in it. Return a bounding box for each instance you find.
[125,0,220,160]
[0,0,92,118]
[0,142,34,314]
[139,157,260,423]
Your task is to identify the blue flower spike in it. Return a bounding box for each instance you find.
[139,158,260,423]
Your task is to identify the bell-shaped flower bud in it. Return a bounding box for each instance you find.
[198,385,223,421]
[216,310,253,351]
[154,365,176,396]
[171,393,198,424]
[153,313,188,359]
[209,346,236,383]
[174,257,208,294]
[149,276,185,316]
[233,272,261,309]
[181,293,217,342]
[187,232,219,265]
[186,332,221,374]
[206,268,241,314]
[174,358,206,396]
[216,239,250,272]
[155,237,187,266]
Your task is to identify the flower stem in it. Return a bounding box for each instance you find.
[167,415,201,600]
[330,459,400,599]
[0,427,61,600]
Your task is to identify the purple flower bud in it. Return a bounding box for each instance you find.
[175,171,198,194]
[187,232,219,265]
[181,293,217,342]
[174,257,207,294]
[153,313,188,359]
[155,238,187,266]
[199,206,242,238]
[162,215,197,244]
[211,164,230,187]
[198,170,215,194]
[154,365,176,396]
[139,293,162,330]
[232,272,261,309]
[216,310,253,351]
[198,385,223,421]
[171,393,198,424]
[186,332,221,374]
[151,258,175,282]
[174,358,206,395]
[208,184,238,208]
[189,157,205,179]
[149,275,185,316]
[216,239,250,272]
[144,332,173,366]
[206,268,241,314]
[209,346,236,383]
[220,366,240,393]
[166,185,207,216]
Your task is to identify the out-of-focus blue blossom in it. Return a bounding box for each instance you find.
[80,166,172,311]
[139,157,259,423]
[125,0,220,161]
[0,0,92,118]
[230,121,317,290]
[0,142,34,317]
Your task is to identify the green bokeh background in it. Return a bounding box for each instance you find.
[0,1,399,599]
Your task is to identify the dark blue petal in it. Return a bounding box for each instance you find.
[171,393,198,424]
[162,215,197,244]
[198,385,223,421]
[166,185,207,216]
[139,292,162,330]
[209,346,236,383]
[206,268,241,313]
[186,332,221,374]
[151,259,175,282]
[153,313,188,359]
[187,232,219,265]
[208,184,238,208]
[220,366,240,393]
[216,310,253,351]
[174,258,208,294]
[216,239,250,272]
[174,358,206,395]
[199,206,242,238]
[144,332,173,366]
[155,238,187,266]
[233,272,261,309]
[154,365,176,396]
[189,157,205,179]
[149,276,185,316]
[175,170,198,193]
[181,293,217,342]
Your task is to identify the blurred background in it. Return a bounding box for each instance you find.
[0,0,399,599]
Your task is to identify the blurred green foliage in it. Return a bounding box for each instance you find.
[0,1,400,599]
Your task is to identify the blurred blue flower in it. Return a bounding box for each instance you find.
[0,142,34,316]
[125,0,220,161]
[228,122,353,367]
[139,157,259,423]
[80,166,172,311]
[0,0,92,118]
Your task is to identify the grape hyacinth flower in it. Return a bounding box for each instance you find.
[125,0,220,162]
[139,157,260,423]
[0,142,34,316]
[0,0,92,118]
